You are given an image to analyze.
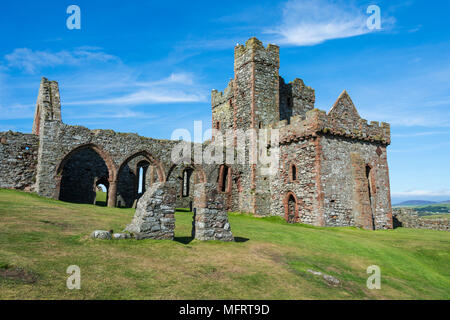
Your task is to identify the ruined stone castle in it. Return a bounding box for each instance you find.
[0,37,393,230]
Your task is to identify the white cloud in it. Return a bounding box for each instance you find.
[64,89,206,106]
[0,103,35,120]
[136,72,196,87]
[64,109,158,120]
[266,0,387,46]
[4,47,119,74]
[392,189,450,197]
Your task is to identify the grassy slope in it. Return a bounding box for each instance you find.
[0,189,449,300]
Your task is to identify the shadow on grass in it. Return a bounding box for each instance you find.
[95,201,107,207]
[174,236,250,244]
[174,236,194,244]
[234,236,250,243]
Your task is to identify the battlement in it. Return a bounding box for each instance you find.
[234,37,279,69]
[289,78,315,102]
[273,92,391,145]
[211,79,234,108]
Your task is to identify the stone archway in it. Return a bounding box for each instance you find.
[116,150,165,208]
[166,163,207,209]
[55,144,116,205]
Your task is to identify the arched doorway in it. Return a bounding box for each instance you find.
[284,192,299,223]
[94,177,109,206]
[57,145,114,205]
[218,164,231,193]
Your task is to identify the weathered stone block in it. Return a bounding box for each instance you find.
[125,181,177,240]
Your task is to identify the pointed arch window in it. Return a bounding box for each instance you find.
[218,164,231,193]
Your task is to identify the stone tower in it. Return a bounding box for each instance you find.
[32,77,63,197]
[32,77,62,136]
[211,38,282,215]
[233,37,280,130]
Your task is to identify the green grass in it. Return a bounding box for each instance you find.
[95,191,107,207]
[0,189,449,299]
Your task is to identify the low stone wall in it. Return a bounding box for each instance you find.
[393,208,449,232]
[0,131,39,190]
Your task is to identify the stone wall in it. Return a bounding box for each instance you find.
[0,131,39,190]
[393,208,449,231]
[320,136,392,229]
[192,183,234,241]
[270,138,320,224]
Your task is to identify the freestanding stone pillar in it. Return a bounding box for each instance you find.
[107,180,118,208]
[124,181,176,240]
[192,183,234,241]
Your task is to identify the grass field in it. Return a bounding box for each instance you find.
[0,189,449,300]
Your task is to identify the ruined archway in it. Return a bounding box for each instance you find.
[116,151,165,208]
[166,163,207,209]
[56,144,116,205]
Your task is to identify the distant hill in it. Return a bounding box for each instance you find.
[393,200,450,206]
[394,200,437,206]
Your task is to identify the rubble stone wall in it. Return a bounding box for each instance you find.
[393,208,449,231]
[125,182,177,239]
[192,183,234,241]
[0,131,39,191]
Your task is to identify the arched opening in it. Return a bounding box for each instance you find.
[166,163,206,210]
[136,160,150,196]
[284,192,299,223]
[117,151,164,208]
[182,168,194,197]
[94,177,109,206]
[218,164,231,193]
[58,146,111,205]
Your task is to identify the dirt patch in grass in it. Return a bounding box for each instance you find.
[39,220,70,229]
[0,266,38,284]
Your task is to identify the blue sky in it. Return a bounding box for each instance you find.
[0,0,449,203]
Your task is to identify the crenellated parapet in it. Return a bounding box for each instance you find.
[274,91,391,145]
[289,78,315,103]
[234,37,279,70]
[211,79,234,108]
